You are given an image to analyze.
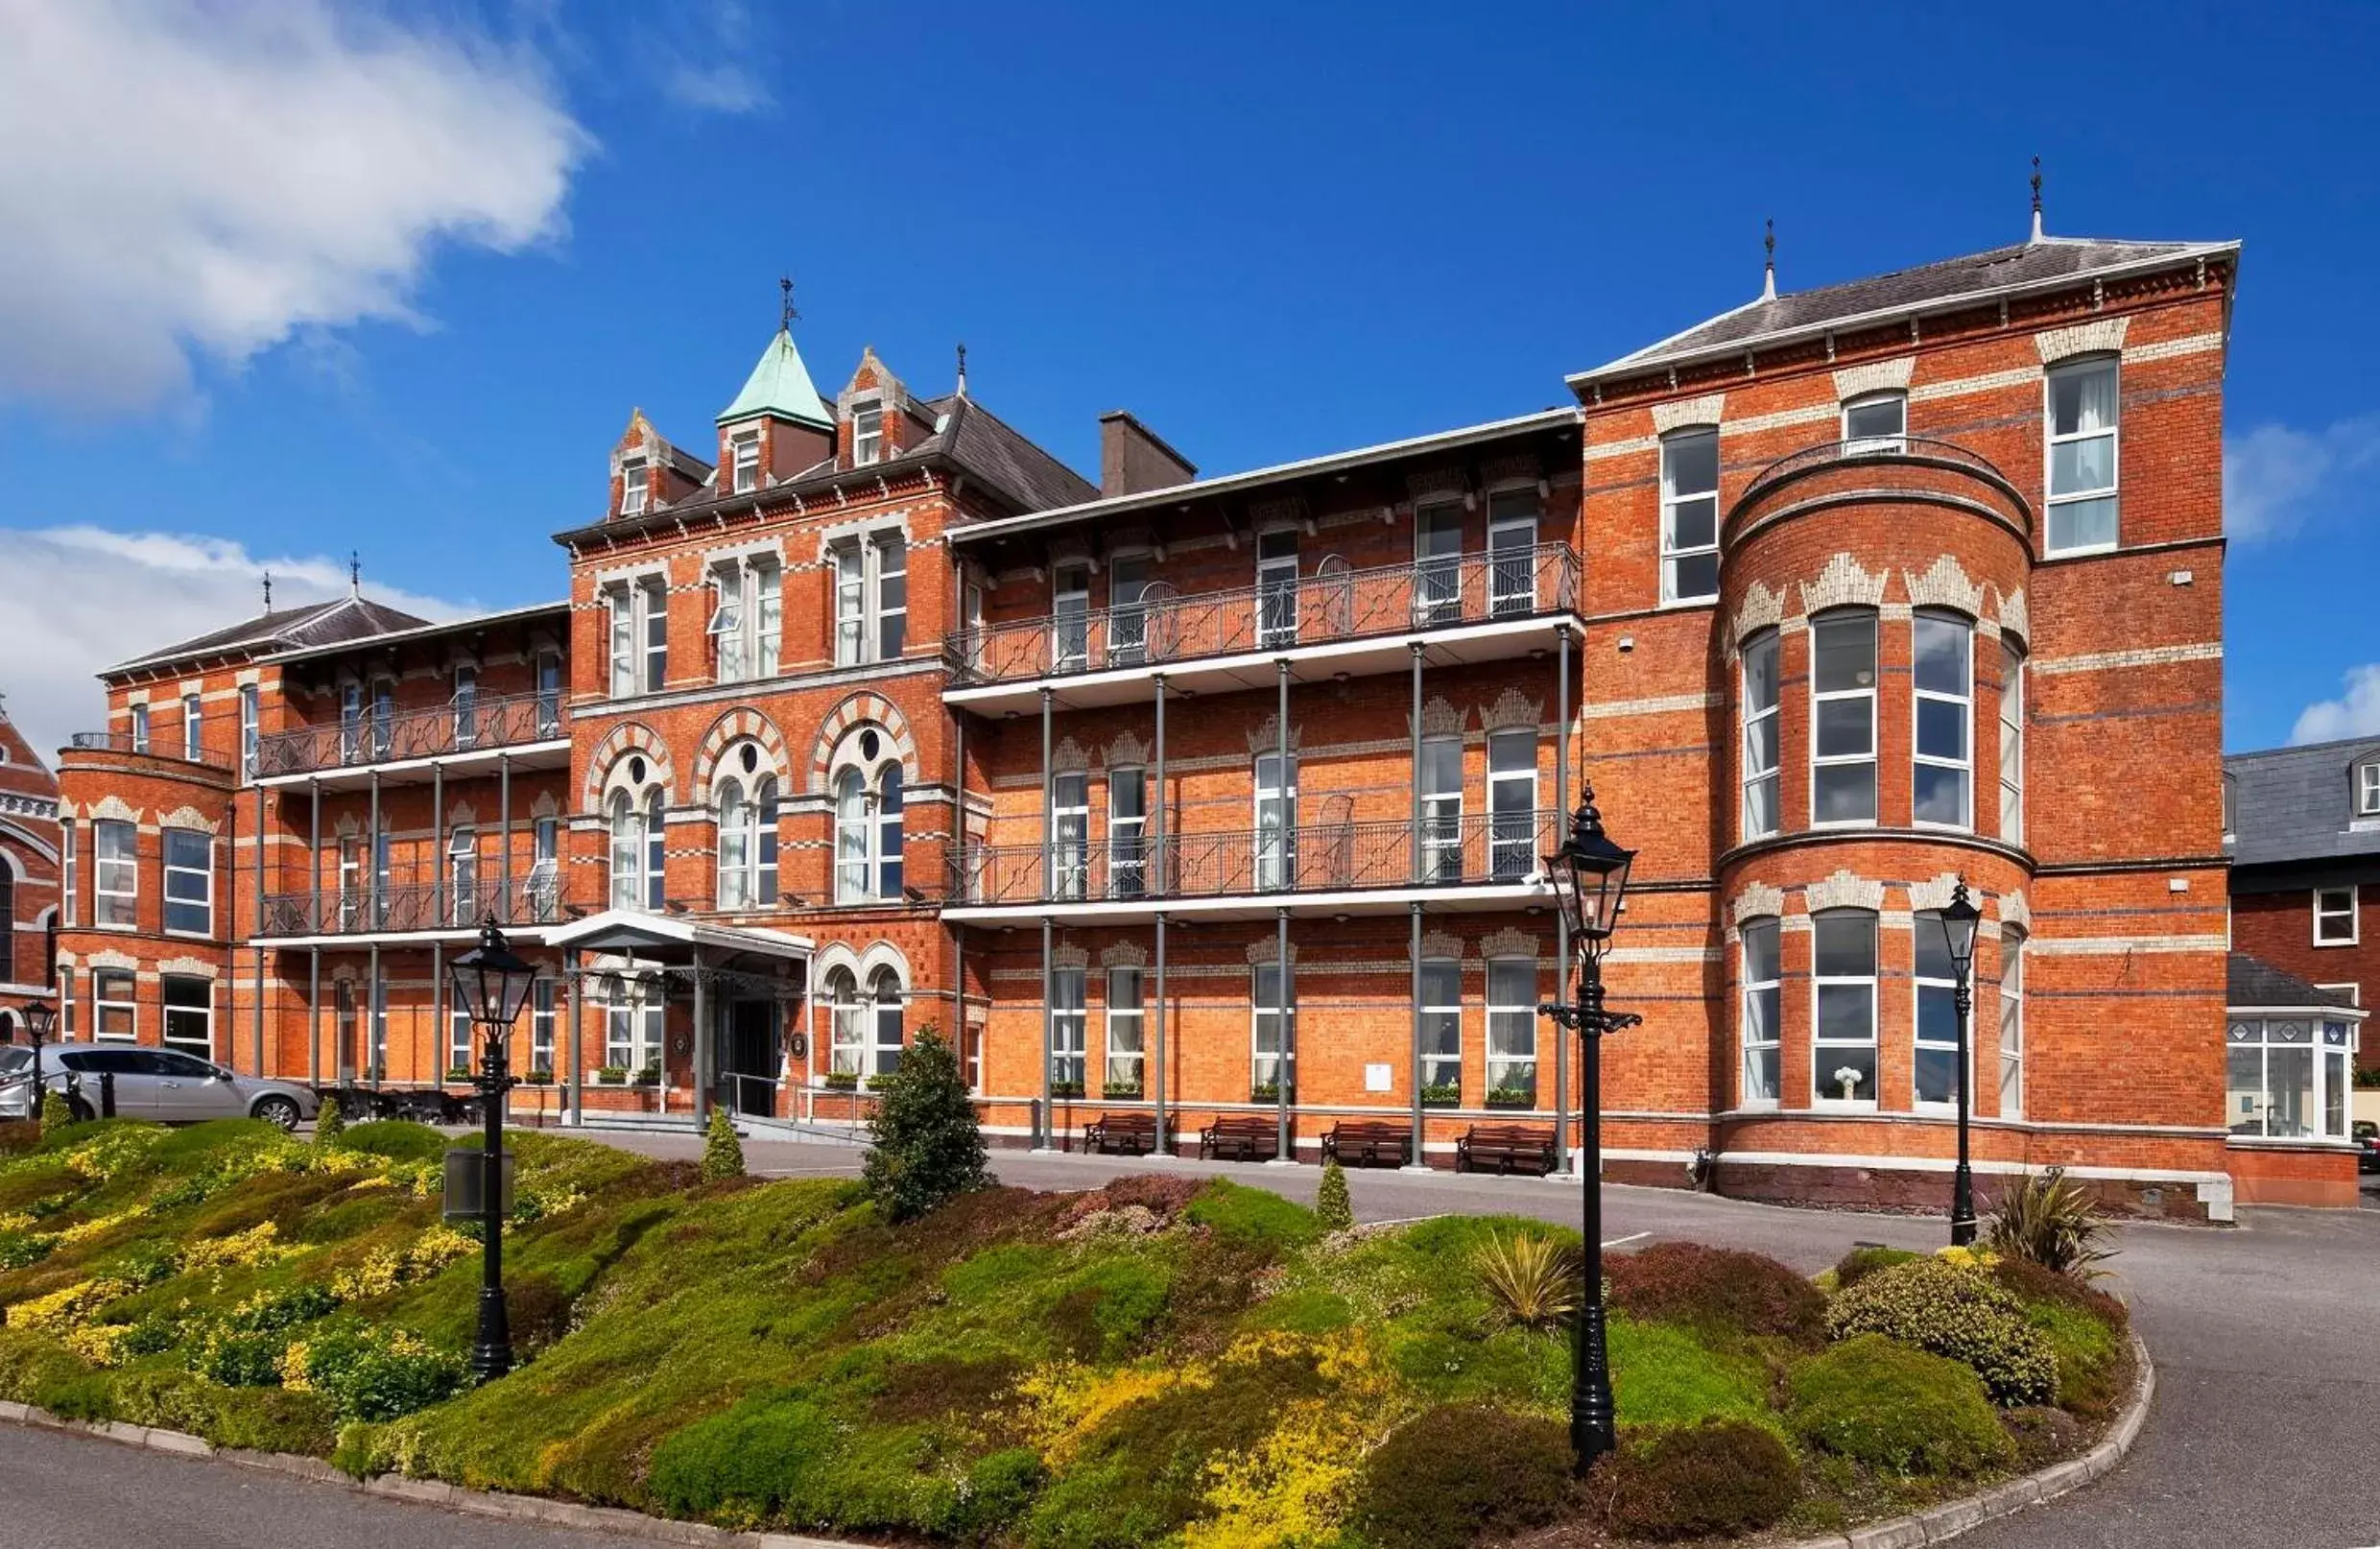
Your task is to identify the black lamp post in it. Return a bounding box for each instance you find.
[1538,783,1639,1476]
[1937,880,1983,1247]
[20,998,55,1126]
[448,917,536,1382]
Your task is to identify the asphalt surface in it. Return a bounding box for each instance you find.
[1,1127,2372,1547]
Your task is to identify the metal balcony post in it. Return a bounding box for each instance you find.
[1554,620,1572,1173]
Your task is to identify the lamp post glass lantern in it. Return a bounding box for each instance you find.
[19,998,55,1124]
[448,917,536,1381]
[1937,881,1982,1247]
[1538,784,1637,1476]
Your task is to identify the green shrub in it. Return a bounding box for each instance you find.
[0,1230,55,1270]
[1607,1241,1826,1346]
[862,1027,989,1225]
[1827,1256,2057,1406]
[1602,1419,1799,1540]
[314,1096,346,1148]
[338,1121,447,1165]
[295,1328,467,1422]
[1607,1317,1779,1436]
[196,1328,287,1388]
[1182,1180,1320,1251]
[947,1446,1044,1539]
[39,1091,73,1134]
[1348,1402,1576,1549]
[647,1390,837,1522]
[1986,1169,2115,1280]
[1832,1244,1922,1291]
[1788,1334,2013,1476]
[1314,1158,1353,1232]
[1992,1258,2130,1418]
[701,1107,746,1182]
[1476,1229,1579,1329]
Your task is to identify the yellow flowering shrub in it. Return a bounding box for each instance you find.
[1935,1245,2002,1270]
[56,1207,146,1245]
[61,1323,134,1368]
[330,1225,478,1302]
[8,1276,132,1331]
[1017,1361,1205,1464]
[0,1211,36,1235]
[1180,1330,1406,1548]
[61,1127,163,1181]
[405,1226,476,1273]
[277,1340,313,1391]
[181,1221,286,1271]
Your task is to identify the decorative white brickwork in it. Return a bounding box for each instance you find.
[1799,554,1889,614]
[1805,869,1886,914]
[1653,393,1726,433]
[2035,317,2130,363]
[1903,556,1986,617]
[1730,882,1786,923]
[1832,357,1916,399]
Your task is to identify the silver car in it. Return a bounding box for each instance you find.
[28,1043,319,1131]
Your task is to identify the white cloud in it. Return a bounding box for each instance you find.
[0,526,473,760]
[0,0,589,414]
[2291,664,2380,746]
[650,1,773,115]
[2225,413,2380,542]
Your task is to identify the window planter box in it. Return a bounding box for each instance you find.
[1420,1083,1463,1108]
[594,1067,628,1086]
[1484,1087,1537,1110]
[632,1067,661,1088]
[1101,1083,1144,1101]
[1049,1080,1086,1100]
[821,1072,860,1091]
[1250,1083,1295,1104]
[521,1070,554,1085]
[443,1067,473,1084]
[865,1075,894,1091]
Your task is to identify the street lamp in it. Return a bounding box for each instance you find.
[448,917,536,1382]
[1937,881,1983,1247]
[1538,782,1639,1476]
[20,999,56,1127]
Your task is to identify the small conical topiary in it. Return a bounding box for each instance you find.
[701,1105,746,1181]
[39,1090,74,1135]
[863,1024,989,1224]
[314,1095,346,1148]
[1315,1157,1354,1233]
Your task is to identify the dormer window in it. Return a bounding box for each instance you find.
[852,401,884,466]
[620,456,649,515]
[1843,392,1907,455]
[2360,761,2380,817]
[730,432,760,494]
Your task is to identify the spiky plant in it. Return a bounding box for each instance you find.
[1476,1229,1581,1328]
[1984,1167,2115,1280]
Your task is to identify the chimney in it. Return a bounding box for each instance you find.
[1099,411,1197,498]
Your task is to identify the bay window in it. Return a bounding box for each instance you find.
[1999,931,2025,1118]
[1659,428,1720,604]
[1913,611,1973,828]
[1914,910,1961,1107]
[1742,630,1780,839]
[2000,643,2025,843]
[1811,611,1877,825]
[2045,357,2119,554]
[1813,910,1877,1104]
[2226,1016,2357,1140]
[162,975,211,1053]
[94,820,137,927]
[94,970,136,1040]
[130,703,150,755]
[1740,917,1780,1105]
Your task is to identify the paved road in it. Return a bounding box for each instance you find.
[2,1128,2371,1547]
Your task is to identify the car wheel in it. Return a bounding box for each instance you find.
[251,1095,302,1132]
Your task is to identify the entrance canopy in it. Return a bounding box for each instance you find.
[546,910,813,1000]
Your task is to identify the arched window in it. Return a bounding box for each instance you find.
[824,967,863,1076]
[835,768,869,902]
[831,732,905,905]
[0,863,13,984]
[716,777,750,909]
[870,966,905,1076]
[607,791,642,910]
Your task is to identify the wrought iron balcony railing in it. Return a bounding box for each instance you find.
[945,542,1581,685]
[1735,437,2020,516]
[259,870,562,938]
[950,809,1557,907]
[65,731,228,769]
[253,688,565,778]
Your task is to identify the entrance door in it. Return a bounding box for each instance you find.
[723,1000,777,1117]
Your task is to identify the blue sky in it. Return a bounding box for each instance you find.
[2,1,2375,755]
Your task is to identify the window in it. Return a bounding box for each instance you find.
[1416,500,1464,622]
[1811,612,1877,825]
[755,563,781,679]
[1106,967,1144,1093]
[1251,963,1295,1095]
[158,976,209,1051]
[1740,918,1780,1105]
[530,980,556,1075]
[370,681,394,757]
[645,791,665,910]
[449,995,473,1074]
[182,695,202,761]
[340,683,362,761]
[1049,772,1088,900]
[1488,489,1537,616]
[1999,931,2024,1118]
[875,536,906,660]
[1813,911,1877,1104]
[1109,768,1146,898]
[1742,631,1780,840]
[604,980,661,1073]
[338,839,362,929]
[620,456,648,515]
[1050,966,1085,1088]
[642,581,668,694]
[717,778,750,910]
[2361,762,2380,817]
[2315,886,2358,945]
[852,402,883,466]
[452,666,478,747]
[834,545,866,666]
[1914,911,1962,1108]
[1486,958,1538,1105]
[1255,752,1297,891]
[1256,529,1299,647]
[94,820,137,927]
[607,791,647,910]
[59,967,74,1037]
[2000,645,2025,843]
[94,970,136,1040]
[536,652,563,736]
[1659,428,1720,604]
[1913,612,1973,828]
[870,968,904,1075]
[163,828,212,935]
[1108,554,1151,665]
[334,979,357,1080]
[2227,1016,2357,1139]
[708,561,781,683]
[1419,736,1463,882]
[372,969,392,1077]
[61,822,76,928]
[448,827,477,926]
[239,684,259,778]
[528,817,560,918]
[730,432,759,493]
[374,830,393,929]
[825,968,864,1076]
[609,581,667,696]
[1842,392,1907,455]
[1420,959,1461,1099]
[129,703,150,754]
[831,536,903,666]
[1488,730,1537,881]
[1053,564,1090,671]
[2045,358,2119,553]
[756,777,779,906]
[609,588,635,697]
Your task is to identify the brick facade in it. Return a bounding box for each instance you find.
[0,703,61,1041]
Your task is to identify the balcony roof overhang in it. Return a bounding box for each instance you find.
[545,910,814,965]
[942,880,1557,928]
[252,737,572,792]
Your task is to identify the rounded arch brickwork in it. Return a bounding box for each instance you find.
[583,722,673,810]
[692,707,790,798]
[807,691,919,794]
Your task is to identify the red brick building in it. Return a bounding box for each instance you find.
[0,697,62,1044]
[52,213,2322,1211]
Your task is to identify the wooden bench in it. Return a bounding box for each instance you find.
[1083,1110,1163,1156]
[1322,1118,1411,1168]
[1200,1113,1284,1162]
[1456,1123,1558,1176]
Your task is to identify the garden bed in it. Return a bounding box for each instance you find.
[0,1119,2135,1546]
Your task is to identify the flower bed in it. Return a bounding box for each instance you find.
[0,1120,2133,1545]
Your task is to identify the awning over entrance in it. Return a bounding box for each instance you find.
[546,909,815,965]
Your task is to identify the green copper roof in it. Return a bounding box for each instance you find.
[717,328,833,429]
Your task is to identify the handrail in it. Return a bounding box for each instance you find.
[951,809,1558,906]
[64,731,228,769]
[944,542,1581,684]
[1735,437,2018,515]
[252,687,565,778]
[259,871,562,937]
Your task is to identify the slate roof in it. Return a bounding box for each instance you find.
[2227,951,2358,1012]
[1569,234,2239,390]
[918,394,1100,513]
[104,596,431,679]
[2224,737,2380,869]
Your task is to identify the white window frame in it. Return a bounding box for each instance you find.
[730,431,760,494]
[1999,930,2025,1118]
[1256,529,1300,648]
[608,587,636,697]
[94,819,137,928]
[93,969,137,1042]
[1488,729,1537,882]
[2360,762,2380,817]
[2314,885,2359,946]
[2317,982,2362,1008]
[369,679,395,758]
[825,967,864,1077]
[162,827,212,937]
[182,694,202,761]
[869,967,905,1076]
[830,535,903,667]
[449,996,474,1074]
[129,703,150,755]
[61,821,76,928]
[1107,552,1152,665]
[607,789,650,911]
[1913,909,1963,1111]
[239,684,259,778]
[2043,357,2119,556]
[1419,958,1462,1098]
[1485,957,1539,1105]
[1049,965,1086,1090]
[1254,752,1297,892]
[619,455,649,515]
[530,979,557,1075]
[1108,767,1146,898]
[1740,917,1780,1108]
[1812,909,1878,1108]
[1742,630,1781,841]
[1841,391,1908,455]
[340,682,362,761]
[1486,489,1539,616]
[851,401,884,466]
[1415,498,1464,623]
[447,826,477,927]
[451,665,478,748]
[1913,610,1973,830]
[1418,735,1463,883]
[536,650,564,737]
[603,983,662,1074]
[1658,427,1721,605]
[528,816,560,918]
[1251,962,1295,1094]
[2226,1015,2357,1140]
[708,567,748,684]
[1105,966,1145,1093]
[2000,644,2025,844]
[161,974,212,1053]
[1053,563,1091,671]
[1810,610,1877,827]
[1049,771,1089,900]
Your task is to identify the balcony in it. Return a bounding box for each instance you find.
[945,810,1558,923]
[944,543,1582,713]
[252,689,568,788]
[1729,438,2030,542]
[64,731,230,771]
[258,871,562,941]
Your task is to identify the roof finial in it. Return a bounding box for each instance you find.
[262,570,273,611]
[1761,217,1776,301]
[348,551,361,597]
[956,341,968,397]
[2029,155,2044,244]
[778,274,798,331]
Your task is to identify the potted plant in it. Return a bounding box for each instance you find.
[865,1074,895,1091]
[821,1070,860,1091]
[594,1065,628,1085]
[1831,1065,1866,1102]
[1102,1080,1144,1100]
[1485,1083,1535,1109]
[1420,1080,1463,1108]
[1250,1080,1293,1104]
[632,1062,661,1087]
[443,1065,473,1084]
[1050,1078,1086,1099]
[522,1069,554,1085]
